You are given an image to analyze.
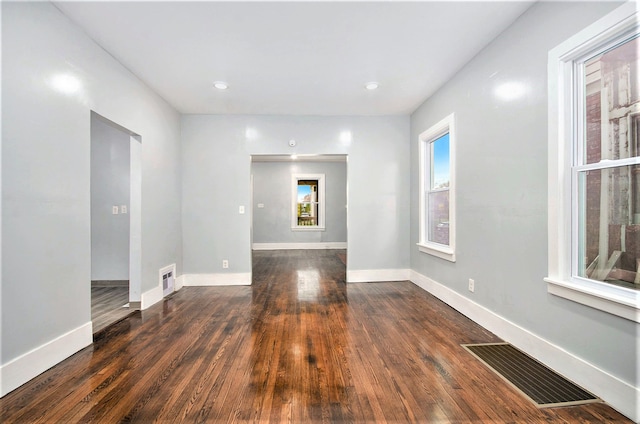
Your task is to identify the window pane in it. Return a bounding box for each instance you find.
[428,190,449,246]
[577,166,640,289]
[583,36,639,165]
[297,180,318,226]
[431,133,450,189]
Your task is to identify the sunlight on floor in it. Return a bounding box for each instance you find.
[296,269,320,302]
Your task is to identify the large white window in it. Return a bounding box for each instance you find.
[418,113,456,262]
[291,174,325,231]
[547,3,639,322]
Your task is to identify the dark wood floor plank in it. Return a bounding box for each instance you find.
[91,286,136,333]
[0,249,633,423]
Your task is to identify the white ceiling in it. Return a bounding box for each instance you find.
[54,1,534,116]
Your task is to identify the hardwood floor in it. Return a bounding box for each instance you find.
[0,250,631,423]
[91,286,136,333]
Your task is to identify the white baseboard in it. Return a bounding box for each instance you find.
[252,242,347,250]
[347,268,410,283]
[409,270,639,423]
[175,275,185,291]
[141,285,163,310]
[182,272,252,286]
[0,322,93,397]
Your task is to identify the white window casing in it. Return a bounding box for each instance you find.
[418,113,456,262]
[547,3,639,323]
[291,173,326,231]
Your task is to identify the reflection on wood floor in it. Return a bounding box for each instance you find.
[91,286,135,334]
[0,250,631,423]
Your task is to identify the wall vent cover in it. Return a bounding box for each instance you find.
[462,343,600,408]
[159,264,176,298]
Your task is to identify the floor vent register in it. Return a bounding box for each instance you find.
[462,343,600,408]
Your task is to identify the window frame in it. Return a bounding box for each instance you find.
[291,173,326,231]
[547,3,639,323]
[417,113,456,262]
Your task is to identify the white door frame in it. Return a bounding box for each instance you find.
[90,112,142,308]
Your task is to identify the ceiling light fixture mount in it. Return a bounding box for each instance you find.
[213,81,228,90]
[365,82,379,90]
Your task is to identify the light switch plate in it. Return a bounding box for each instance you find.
[239,205,245,214]
[121,205,127,214]
[112,206,119,215]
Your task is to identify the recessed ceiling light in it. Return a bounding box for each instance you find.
[365,82,379,90]
[213,81,228,90]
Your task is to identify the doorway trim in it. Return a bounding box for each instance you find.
[90,112,142,310]
[249,153,349,266]
[129,134,142,308]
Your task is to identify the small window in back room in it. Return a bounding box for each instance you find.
[292,174,325,230]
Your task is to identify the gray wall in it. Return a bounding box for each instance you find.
[252,160,347,244]
[91,116,130,281]
[6,0,633,416]
[410,0,635,393]
[182,115,409,275]
[2,2,182,364]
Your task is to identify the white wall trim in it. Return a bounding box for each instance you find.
[182,273,252,286]
[141,285,164,310]
[347,269,410,283]
[417,243,456,262]
[545,278,639,323]
[129,134,142,303]
[0,322,93,397]
[410,270,639,422]
[252,242,347,250]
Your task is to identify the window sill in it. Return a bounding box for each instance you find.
[417,243,456,262]
[545,277,639,323]
[291,226,326,232]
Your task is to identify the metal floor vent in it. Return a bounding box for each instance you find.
[462,343,600,408]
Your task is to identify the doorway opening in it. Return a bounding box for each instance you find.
[90,112,141,334]
[250,154,348,275]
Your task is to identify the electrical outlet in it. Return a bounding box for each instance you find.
[468,279,475,293]
[222,259,229,269]
[121,205,127,214]
[112,206,119,215]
